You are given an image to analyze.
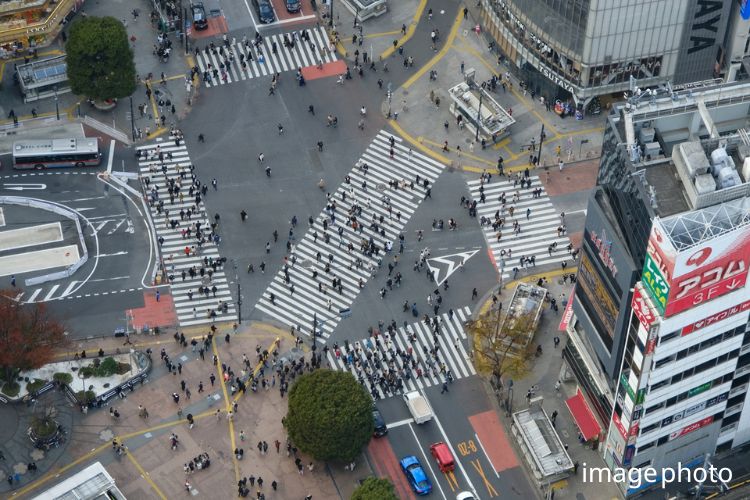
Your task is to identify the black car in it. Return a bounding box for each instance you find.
[286,0,301,12]
[252,0,276,23]
[373,407,388,437]
[192,2,208,30]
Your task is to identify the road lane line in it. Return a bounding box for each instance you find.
[474,433,499,478]
[106,139,115,173]
[407,421,447,499]
[43,284,60,301]
[61,281,79,297]
[432,412,480,497]
[26,288,42,303]
[387,418,414,428]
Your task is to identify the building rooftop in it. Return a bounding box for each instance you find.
[32,462,126,500]
[512,405,574,479]
[448,81,516,135]
[609,81,750,218]
[660,196,750,251]
[501,282,546,349]
[16,54,67,91]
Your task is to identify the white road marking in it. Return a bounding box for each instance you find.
[61,281,79,297]
[43,284,60,301]
[473,432,499,478]
[407,421,447,500]
[106,139,115,174]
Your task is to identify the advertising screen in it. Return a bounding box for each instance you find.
[578,252,619,347]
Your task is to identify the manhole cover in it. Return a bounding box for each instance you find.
[299,259,313,269]
[376,183,387,192]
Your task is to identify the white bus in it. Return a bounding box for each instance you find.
[12,137,101,170]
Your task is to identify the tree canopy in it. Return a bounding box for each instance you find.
[285,369,373,462]
[351,477,398,500]
[0,293,67,383]
[65,16,136,100]
[466,305,536,384]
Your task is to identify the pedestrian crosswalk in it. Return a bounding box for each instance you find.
[254,130,445,342]
[467,176,572,278]
[136,137,238,327]
[194,27,337,88]
[326,307,476,398]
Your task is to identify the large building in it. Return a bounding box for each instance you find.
[0,0,82,57]
[560,80,750,496]
[478,0,742,110]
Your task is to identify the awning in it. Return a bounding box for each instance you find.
[565,388,601,441]
[558,287,575,331]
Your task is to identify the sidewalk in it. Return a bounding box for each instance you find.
[387,4,605,174]
[473,273,622,500]
[5,321,342,499]
[0,0,194,143]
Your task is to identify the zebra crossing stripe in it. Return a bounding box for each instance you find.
[138,138,238,327]
[196,27,336,89]
[326,307,475,398]
[253,130,446,341]
[467,176,572,278]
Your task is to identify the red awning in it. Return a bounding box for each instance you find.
[565,388,601,441]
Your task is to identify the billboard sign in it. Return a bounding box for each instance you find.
[669,415,714,441]
[612,412,628,440]
[641,254,669,315]
[665,226,750,317]
[681,298,750,335]
[632,285,657,330]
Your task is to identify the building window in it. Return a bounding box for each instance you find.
[637,441,655,453]
[651,379,670,391]
[640,422,660,435]
[660,330,680,343]
[657,436,669,447]
[634,459,652,469]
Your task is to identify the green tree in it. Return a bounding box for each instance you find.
[65,16,136,101]
[351,477,398,500]
[285,370,373,462]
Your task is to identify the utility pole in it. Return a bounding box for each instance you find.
[537,123,545,167]
[129,96,136,141]
[475,90,484,142]
[328,0,334,28]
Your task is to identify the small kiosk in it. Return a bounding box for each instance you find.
[448,76,515,142]
[16,54,70,103]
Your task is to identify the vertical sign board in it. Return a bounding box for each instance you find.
[631,285,656,331]
[665,226,750,317]
[641,220,675,316]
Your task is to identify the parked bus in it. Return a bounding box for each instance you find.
[12,137,101,170]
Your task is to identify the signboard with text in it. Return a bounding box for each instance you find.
[681,299,750,335]
[669,415,714,441]
[632,285,657,330]
[665,226,750,317]
[641,254,669,315]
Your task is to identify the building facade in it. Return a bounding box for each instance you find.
[479,0,734,109]
[605,202,750,496]
[0,0,83,57]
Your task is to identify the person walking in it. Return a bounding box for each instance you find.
[440,382,449,394]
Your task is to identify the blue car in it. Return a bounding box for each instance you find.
[400,455,432,495]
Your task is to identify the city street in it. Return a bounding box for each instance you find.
[0,0,604,498]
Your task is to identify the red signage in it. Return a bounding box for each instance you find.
[665,228,750,317]
[682,299,750,335]
[612,412,628,440]
[631,286,656,330]
[559,288,575,331]
[669,415,714,441]
[628,422,639,438]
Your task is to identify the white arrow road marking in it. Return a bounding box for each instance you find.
[2,183,47,191]
[426,249,480,286]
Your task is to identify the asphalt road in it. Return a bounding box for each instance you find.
[0,143,155,338]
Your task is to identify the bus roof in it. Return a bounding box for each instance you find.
[13,137,99,157]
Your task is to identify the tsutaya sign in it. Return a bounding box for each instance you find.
[538,64,575,93]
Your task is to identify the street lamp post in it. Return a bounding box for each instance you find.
[54,88,59,120]
[328,0,334,29]
[537,123,545,167]
[474,89,484,142]
[129,96,136,141]
[231,259,242,324]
